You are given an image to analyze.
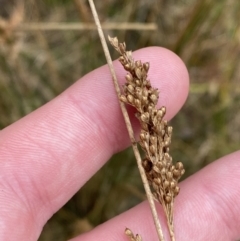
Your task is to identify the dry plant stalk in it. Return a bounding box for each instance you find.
[109,37,185,241]
[18,22,157,31]
[88,0,165,240]
[87,0,184,240]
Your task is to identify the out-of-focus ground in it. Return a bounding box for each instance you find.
[0,0,240,240]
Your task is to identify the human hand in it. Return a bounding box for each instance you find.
[0,47,239,241]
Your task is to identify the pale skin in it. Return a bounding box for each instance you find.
[0,47,240,241]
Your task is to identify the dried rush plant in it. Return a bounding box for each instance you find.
[108,37,185,241]
[87,0,184,240]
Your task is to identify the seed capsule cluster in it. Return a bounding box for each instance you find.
[109,36,185,232]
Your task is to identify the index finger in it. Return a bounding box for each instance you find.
[0,47,189,240]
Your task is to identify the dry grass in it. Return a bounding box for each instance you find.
[0,0,240,240]
[109,36,185,240]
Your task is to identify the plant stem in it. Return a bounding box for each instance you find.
[87,0,165,241]
[18,22,157,31]
[162,202,175,241]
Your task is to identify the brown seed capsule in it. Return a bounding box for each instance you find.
[152,116,158,127]
[150,94,158,104]
[174,186,180,196]
[141,112,150,123]
[148,105,153,113]
[109,36,117,45]
[150,135,157,144]
[164,140,170,147]
[153,165,161,174]
[143,88,148,97]
[127,94,134,104]
[153,177,161,185]
[142,96,148,105]
[120,95,127,103]
[152,88,159,96]
[141,122,149,131]
[161,106,166,115]
[125,228,133,237]
[135,88,142,99]
[167,171,173,180]
[119,56,125,64]
[173,169,180,178]
[161,167,166,175]
[141,69,147,79]
[127,84,134,94]
[145,132,150,141]
[163,180,170,188]
[140,132,145,141]
[135,60,142,67]
[165,147,170,153]
[164,153,170,159]
[157,161,163,169]
[143,62,150,72]
[126,50,132,58]
[170,181,176,189]
[157,110,163,119]
[152,182,159,191]
[149,144,156,154]
[164,153,172,163]
[124,64,130,71]
[142,159,152,172]
[136,80,141,86]
[135,68,142,79]
[119,42,126,52]
[165,193,172,203]
[167,126,173,134]
[151,156,157,165]
[145,80,151,87]
[176,162,184,170]
[156,123,163,134]
[125,73,133,82]
[161,129,165,136]
[134,99,141,108]
[136,234,142,241]
[152,108,157,115]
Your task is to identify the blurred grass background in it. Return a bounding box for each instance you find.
[0,0,240,240]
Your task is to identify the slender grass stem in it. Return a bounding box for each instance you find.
[87,0,165,240]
